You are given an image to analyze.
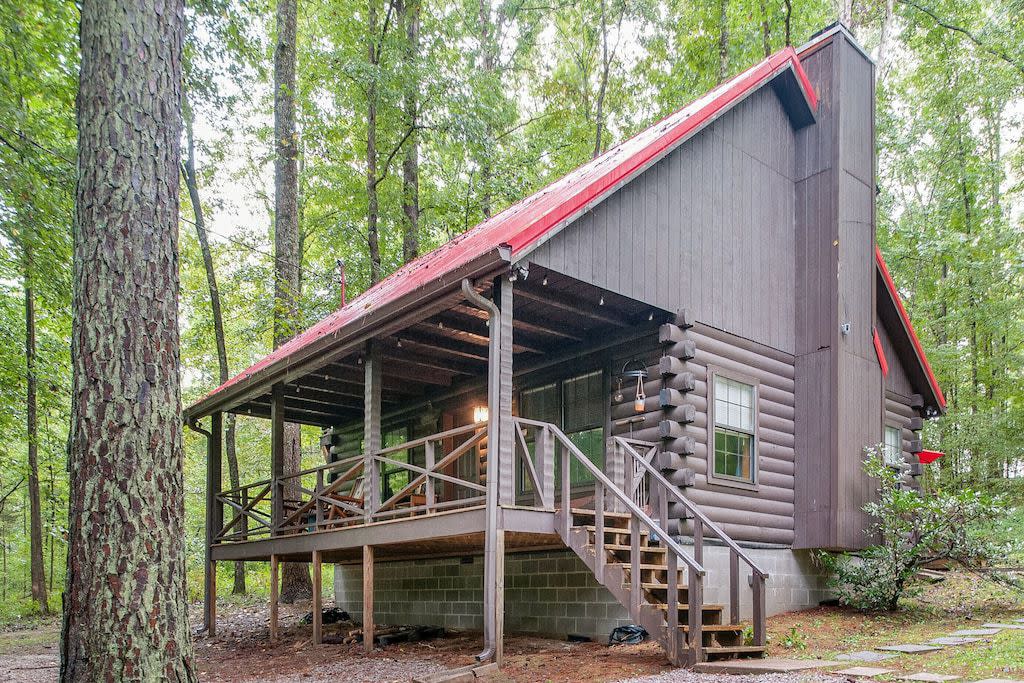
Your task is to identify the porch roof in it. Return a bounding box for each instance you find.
[185,46,817,421]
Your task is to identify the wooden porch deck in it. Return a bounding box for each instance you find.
[210,504,561,564]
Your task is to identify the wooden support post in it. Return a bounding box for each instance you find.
[204,411,223,637]
[594,485,605,583]
[666,552,679,666]
[364,342,383,521]
[208,560,217,638]
[269,555,279,642]
[363,545,374,654]
[729,549,740,625]
[494,529,505,665]
[687,566,703,665]
[629,515,641,615]
[560,443,571,539]
[315,469,325,530]
[537,426,554,510]
[312,551,322,645]
[270,385,286,533]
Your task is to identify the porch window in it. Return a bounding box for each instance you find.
[710,372,757,484]
[520,369,605,489]
[884,425,902,467]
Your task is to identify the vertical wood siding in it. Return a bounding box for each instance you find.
[529,86,798,354]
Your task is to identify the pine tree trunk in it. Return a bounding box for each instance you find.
[274,0,313,604]
[593,0,610,159]
[182,104,246,595]
[62,0,195,679]
[717,0,729,84]
[24,244,47,616]
[400,0,420,263]
[760,0,771,57]
[367,0,382,282]
[477,0,496,218]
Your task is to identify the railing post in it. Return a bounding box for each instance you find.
[753,573,766,647]
[537,426,555,510]
[270,384,285,534]
[693,519,703,567]
[315,469,325,530]
[629,515,641,616]
[729,549,739,625]
[667,551,679,665]
[240,487,248,541]
[687,566,703,665]
[424,440,435,512]
[560,442,571,539]
[606,438,625,513]
[594,484,605,582]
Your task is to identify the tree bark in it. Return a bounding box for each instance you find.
[24,242,47,616]
[760,0,771,57]
[717,0,729,84]
[400,0,420,263]
[477,0,497,217]
[367,0,382,282]
[182,100,245,595]
[63,0,195,679]
[593,0,610,159]
[273,0,312,604]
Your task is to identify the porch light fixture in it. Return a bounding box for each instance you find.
[620,359,648,413]
[473,405,489,423]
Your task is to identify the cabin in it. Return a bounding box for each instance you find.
[185,24,946,668]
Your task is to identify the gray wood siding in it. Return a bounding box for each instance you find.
[876,315,915,398]
[529,86,797,354]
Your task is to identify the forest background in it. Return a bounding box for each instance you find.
[0,0,1021,615]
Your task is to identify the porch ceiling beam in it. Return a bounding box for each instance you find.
[514,285,632,327]
[327,361,450,388]
[449,303,583,342]
[238,401,350,427]
[281,384,374,410]
[294,374,418,401]
[379,350,481,377]
[414,316,545,355]
[387,331,490,364]
[254,392,362,417]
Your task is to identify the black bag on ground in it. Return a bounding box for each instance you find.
[608,624,648,646]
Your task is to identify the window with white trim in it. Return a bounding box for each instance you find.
[711,374,757,483]
[884,425,902,467]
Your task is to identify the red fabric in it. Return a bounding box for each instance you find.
[195,48,817,407]
[918,450,944,465]
[872,327,889,377]
[875,247,946,409]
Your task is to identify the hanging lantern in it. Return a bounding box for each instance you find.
[619,359,649,413]
[613,378,624,404]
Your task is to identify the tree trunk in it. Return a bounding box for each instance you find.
[24,243,47,616]
[477,0,497,217]
[400,0,420,263]
[273,0,312,604]
[717,0,729,83]
[760,0,771,57]
[182,100,245,595]
[62,0,195,679]
[593,0,610,159]
[783,0,792,46]
[367,0,382,282]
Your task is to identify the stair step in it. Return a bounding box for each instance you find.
[606,544,666,553]
[640,582,688,590]
[583,525,649,536]
[615,563,669,571]
[678,624,744,632]
[702,645,767,659]
[654,603,725,613]
[571,508,632,519]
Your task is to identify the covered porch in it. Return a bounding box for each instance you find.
[187,263,677,661]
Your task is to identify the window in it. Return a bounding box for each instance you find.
[519,370,605,489]
[884,425,902,467]
[710,373,757,484]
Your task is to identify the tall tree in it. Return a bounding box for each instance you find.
[366,0,383,281]
[400,0,420,262]
[62,0,195,679]
[182,97,245,595]
[273,0,313,603]
[717,0,729,83]
[24,237,47,615]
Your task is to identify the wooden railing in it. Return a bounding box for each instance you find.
[213,422,489,543]
[612,436,769,648]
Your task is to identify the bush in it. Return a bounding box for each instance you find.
[823,447,1016,611]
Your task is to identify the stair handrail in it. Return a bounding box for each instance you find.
[514,418,704,576]
[614,437,768,579]
[615,435,768,646]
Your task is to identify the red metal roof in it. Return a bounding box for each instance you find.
[875,246,947,409]
[189,47,817,414]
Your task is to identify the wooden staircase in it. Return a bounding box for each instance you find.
[510,418,769,668]
[558,508,766,665]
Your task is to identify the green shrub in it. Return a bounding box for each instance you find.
[823,447,1016,611]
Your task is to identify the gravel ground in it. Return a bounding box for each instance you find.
[0,653,58,683]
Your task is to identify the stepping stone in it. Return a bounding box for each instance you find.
[950,628,1001,636]
[982,623,1024,630]
[837,650,900,662]
[927,636,983,646]
[899,674,960,682]
[1016,619,1024,623]
[971,679,1024,682]
[877,644,944,653]
[834,666,895,677]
